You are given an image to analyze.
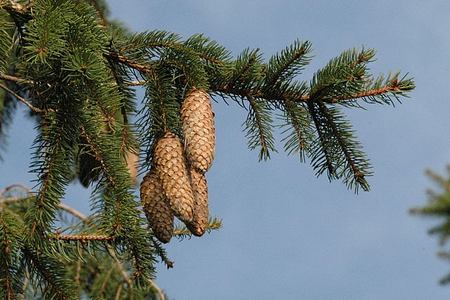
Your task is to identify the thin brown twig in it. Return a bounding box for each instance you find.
[0,81,51,114]
[106,52,155,75]
[0,73,33,85]
[49,233,114,242]
[114,284,123,300]
[147,279,166,300]
[106,233,167,300]
[106,246,132,286]
[0,183,33,197]
[127,80,146,86]
[74,260,82,286]
[330,85,401,103]
[98,265,114,297]
[58,203,88,221]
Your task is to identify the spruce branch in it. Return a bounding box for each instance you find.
[80,122,157,282]
[80,126,118,188]
[2,67,409,107]
[150,238,174,269]
[264,39,311,88]
[213,79,413,106]
[22,246,77,300]
[307,101,335,176]
[0,209,25,300]
[244,96,276,161]
[105,51,414,108]
[26,112,77,242]
[173,218,222,240]
[307,100,372,191]
[279,99,313,161]
[317,101,370,191]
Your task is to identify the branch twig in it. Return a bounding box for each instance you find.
[49,233,114,242]
[0,73,33,85]
[58,203,88,221]
[0,81,51,114]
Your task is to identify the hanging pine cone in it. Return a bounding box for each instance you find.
[186,167,209,236]
[140,170,174,243]
[181,88,216,173]
[154,132,194,223]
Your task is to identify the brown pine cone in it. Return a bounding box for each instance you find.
[140,170,174,243]
[181,89,216,173]
[154,132,194,223]
[186,167,209,236]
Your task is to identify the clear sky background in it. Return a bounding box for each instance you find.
[1,0,450,299]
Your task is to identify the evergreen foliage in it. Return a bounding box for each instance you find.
[411,166,450,285]
[0,0,414,298]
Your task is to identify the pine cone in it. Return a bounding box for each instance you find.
[181,89,216,173]
[186,167,209,236]
[140,170,174,243]
[154,132,194,223]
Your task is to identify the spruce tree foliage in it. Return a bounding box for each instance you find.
[411,166,450,285]
[0,0,415,298]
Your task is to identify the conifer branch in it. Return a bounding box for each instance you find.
[150,238,174,269]
[214,82,410,105]
[27,114,75,240]
[173,218,222,239]
[1,58,409,109]
[0,214,16,300]
[331,85,400,103]
[17,271,29,300]
[22,247,77,299]
[245,96,276,160]
[307,101,335,176]
[264,40,311,88]
[80,126,117,187]
[317,101,366,188]
[279,100,312,161]
[1,188,89,225]
[1,66,410,106]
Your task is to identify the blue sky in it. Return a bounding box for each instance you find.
[1,1,450,299]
